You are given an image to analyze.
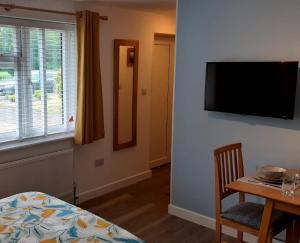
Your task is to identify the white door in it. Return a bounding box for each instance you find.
[150,35,175,168]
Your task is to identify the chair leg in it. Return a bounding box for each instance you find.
[267,234,272,243]
[294,216,300,242]
[286,221,294,243]
[286,219,299,243]
[215,220,222,243]
[237,231,243,243]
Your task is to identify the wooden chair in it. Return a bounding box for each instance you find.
[214,143,294,243]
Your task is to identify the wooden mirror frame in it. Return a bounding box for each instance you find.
[113,39,139,151]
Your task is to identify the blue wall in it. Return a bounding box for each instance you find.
[172,0,300,218]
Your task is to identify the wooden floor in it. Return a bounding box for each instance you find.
[79,164,235,243]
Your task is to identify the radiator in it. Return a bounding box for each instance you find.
[0,148,74,202]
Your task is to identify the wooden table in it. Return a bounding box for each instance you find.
[226,179,300,243]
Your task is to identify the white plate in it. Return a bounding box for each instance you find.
[255,174,282,185]
[257,171,282,181]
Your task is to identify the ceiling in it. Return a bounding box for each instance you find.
[73,0,176,9]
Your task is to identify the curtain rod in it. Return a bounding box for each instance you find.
[0,3,108,21]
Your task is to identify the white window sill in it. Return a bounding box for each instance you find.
[0,132,74,152]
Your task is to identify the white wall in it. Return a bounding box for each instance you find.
[0,0,176,202]
[172,0,300,218]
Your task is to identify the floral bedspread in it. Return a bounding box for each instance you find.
[0,192,144,243]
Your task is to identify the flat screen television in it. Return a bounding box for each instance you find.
[204,62,299,119]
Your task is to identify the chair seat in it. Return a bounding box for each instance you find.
[221,202,294,233]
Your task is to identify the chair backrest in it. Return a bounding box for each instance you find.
[214,143,244,200]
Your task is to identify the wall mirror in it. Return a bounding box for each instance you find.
[113,39,139,151]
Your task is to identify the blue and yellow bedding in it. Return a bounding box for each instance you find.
[0,192,143,243]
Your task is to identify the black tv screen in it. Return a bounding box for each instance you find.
[204,62,299,119]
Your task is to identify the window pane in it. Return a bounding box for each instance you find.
[0,26,17,56]
[46,30,64,129]
[30,29,44,135]
[0,66,18,140]
[0,21,76,144]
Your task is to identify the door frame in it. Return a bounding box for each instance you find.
[150,33,175,169]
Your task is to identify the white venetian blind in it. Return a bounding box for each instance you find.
[0,18,76,143]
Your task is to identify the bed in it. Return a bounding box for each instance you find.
[0,192,144,243]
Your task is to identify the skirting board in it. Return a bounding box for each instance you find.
[76,170,152,203]
[168,204,282,243]
[150,159,170,169]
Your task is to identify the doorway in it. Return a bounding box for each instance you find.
[150,33,175,168]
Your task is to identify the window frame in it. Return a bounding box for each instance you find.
[0,17,76,145]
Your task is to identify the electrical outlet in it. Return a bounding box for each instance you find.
[95,158,104,167]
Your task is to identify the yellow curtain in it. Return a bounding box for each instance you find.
[75,10,104,145]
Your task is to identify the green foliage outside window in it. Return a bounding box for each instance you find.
[34,90,41,100]
[0,71,12,80]
[0,27,15,55]
[30,30,62,71]
[6,94,15,102]
[55,69,62,99]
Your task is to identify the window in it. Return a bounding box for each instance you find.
[0,19,76,143]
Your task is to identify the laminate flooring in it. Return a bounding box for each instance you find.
[79,164,236,243]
